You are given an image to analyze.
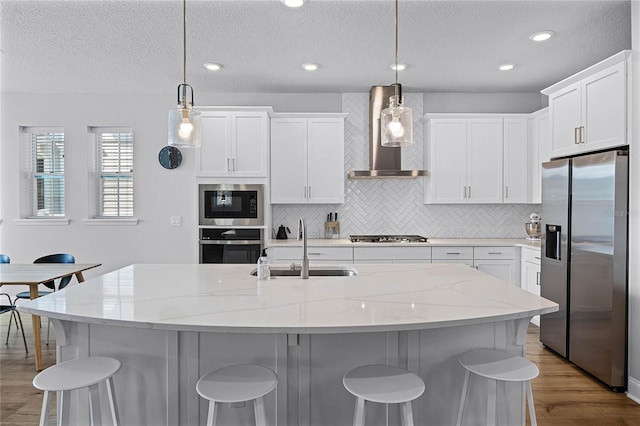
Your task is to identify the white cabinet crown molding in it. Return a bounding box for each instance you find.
[196,105,274,115]
[541,50,631,95]
[271,112,348,119]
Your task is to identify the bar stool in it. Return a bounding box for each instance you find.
[456,348,538,426]
[196,364,278,426]
[32,356,121,426]
[342,364,425,426]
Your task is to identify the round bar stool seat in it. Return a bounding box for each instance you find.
[456,349,539,426]
[196,364,278,426]
[343,364,425,426]
[33,356,121,426]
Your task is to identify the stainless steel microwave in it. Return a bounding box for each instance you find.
[198,184,264,226]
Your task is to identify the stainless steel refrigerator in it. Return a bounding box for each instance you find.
[540,149,628,390]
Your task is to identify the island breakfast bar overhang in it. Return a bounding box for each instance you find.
[18,263,558,426]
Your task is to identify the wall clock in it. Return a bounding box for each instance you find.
[158,146,182,169]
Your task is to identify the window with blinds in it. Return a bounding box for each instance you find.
[24,128,65,217]
[89,128,134,217]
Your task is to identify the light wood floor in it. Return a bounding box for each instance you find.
[1,314,639,425]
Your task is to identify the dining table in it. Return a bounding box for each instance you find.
[0,263,101,370]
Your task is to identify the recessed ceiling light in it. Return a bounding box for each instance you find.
[204,63,222,71]
[282,0,304,7]
[302,63,319,71]
[529,31,554,42]
[390,63,407,71]
[498,64,515,71]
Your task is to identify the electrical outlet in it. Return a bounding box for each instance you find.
[170,216,182,226]
[452,228,463,237]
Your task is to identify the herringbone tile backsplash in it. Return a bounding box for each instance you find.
[271,93,540,239]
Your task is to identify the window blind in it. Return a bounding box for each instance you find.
[95,130,133,217]
[29,131,65,217]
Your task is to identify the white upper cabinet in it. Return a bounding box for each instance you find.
[270,115,345,204]
[542,51,631,158]
[528,108,551,204]
[425,116,505,204]
[502,118,528,203]
[198,110,269,177]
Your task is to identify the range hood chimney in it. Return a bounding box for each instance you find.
[348,86,427,179]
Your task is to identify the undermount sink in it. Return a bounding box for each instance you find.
[250,266,357,277]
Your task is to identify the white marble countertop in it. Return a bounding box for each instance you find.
[268,238,541,249]
[18,263,557,334]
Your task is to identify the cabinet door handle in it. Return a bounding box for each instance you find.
[534,256,541,260]
[536,271,540,286]
[505,186,509,199]
[227,158,231,170]
[574,127,580,144]
[308,186,311,198]
[580,126,585,144]
[304,186,307,198]
[468,186,471,198]
[463,186,467,199]
[232,158,236,170]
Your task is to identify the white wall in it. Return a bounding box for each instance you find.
[423,92,546,113]
[0,91,341,282]
[627,0,640,403]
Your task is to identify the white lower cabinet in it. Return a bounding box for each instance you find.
[353,247,431,264]
[432,246,518,286]
[520,246,542,326]
[269,246,353,264]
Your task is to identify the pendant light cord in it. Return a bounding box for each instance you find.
[183,0,187,85]
[394,0,398,85]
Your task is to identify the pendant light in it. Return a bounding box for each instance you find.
[380,0,413,147]
[168,0,201,148]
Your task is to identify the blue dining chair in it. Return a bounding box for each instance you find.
[1,292,28,353]
[14,253,75,345]
[15,253,76,300]
[0,254,9,264]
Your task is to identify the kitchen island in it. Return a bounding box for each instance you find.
[19,263,557,426]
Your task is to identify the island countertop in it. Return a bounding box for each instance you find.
[18,263,557,334]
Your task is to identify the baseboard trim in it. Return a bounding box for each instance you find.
[627,376,640,404]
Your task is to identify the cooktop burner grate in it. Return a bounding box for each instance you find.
[349,235,428,243]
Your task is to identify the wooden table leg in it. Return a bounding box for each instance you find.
[75,271,85,283]
[29,284,43,371]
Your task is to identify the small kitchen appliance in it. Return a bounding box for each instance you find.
[275,225,290,240]
[199,184,264,226]
[525,213,541,240]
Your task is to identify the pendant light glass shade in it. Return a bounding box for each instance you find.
[169,84,201,147]
[381,0,413,147]
[381,93,413,147]
[168,0,201,148]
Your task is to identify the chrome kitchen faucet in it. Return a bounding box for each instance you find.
[297,217,309,279]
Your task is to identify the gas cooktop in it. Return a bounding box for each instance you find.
[349,235,429,243]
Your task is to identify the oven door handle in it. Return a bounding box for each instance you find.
[199,239,263,245]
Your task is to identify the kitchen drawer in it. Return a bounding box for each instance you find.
[473,246,515,260]
[270,246,353,262]
[432,246,473,260]
[521,246,541,264]
[353,246,431,261]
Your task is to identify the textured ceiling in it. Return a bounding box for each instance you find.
[0,0,632,94]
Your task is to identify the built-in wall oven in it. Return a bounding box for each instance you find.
[198,184,265,264]
[199,184,264,226]
[199,228,263,264]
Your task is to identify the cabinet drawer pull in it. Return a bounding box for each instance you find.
[308,252,323,256]
[488,252,502,255]
[446,252,461,255]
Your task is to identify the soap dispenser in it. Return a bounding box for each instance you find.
[256,248,270,280]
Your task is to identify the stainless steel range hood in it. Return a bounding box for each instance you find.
[348,86,427,179]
